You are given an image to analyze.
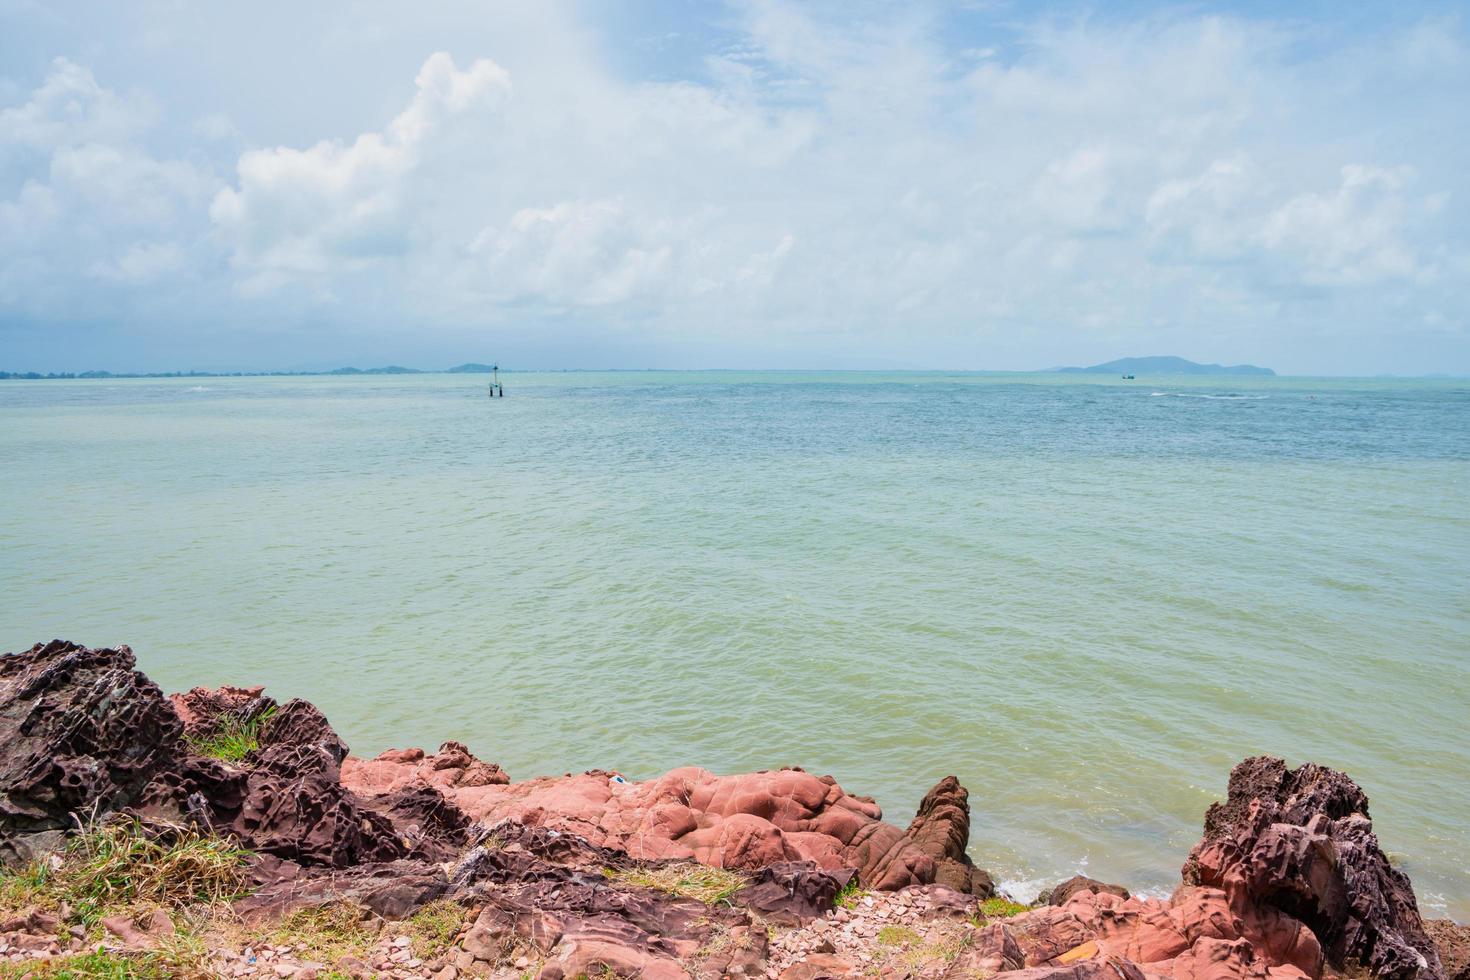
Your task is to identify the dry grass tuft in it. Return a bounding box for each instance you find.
[603,863,747,905]
[59,820,249,923]
[254,902,380,965]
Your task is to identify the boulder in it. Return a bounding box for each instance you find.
[1184,757,1442,980]
[0,640,186,864]
[733,861,855,924]
[1046,875,1132,906]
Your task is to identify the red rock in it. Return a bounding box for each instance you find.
[344,763,994,894]
[1184,757,1441,980]
[1046,876,1132,906]
[1425,921,1470,980]
[780,953,857,979]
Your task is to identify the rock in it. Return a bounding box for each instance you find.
[369,764,994,894]
[169,684,274,737]
[341,742,508,799]
[100,909,176,951]
[939,922,1025,977]
[1426,921,1470,980]
[451,825,767,978]
[234,857,449,921]
[1047,876,1131,906]
[897,776,996,897]
[989,955,1149,980]
[780,953,856,979]
[0,641,186,864]
[734,862,855,925]
[1184,757,1442,980]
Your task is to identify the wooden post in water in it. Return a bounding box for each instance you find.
[488,364,504,398]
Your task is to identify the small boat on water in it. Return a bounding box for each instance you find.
[1122,374,1136,380]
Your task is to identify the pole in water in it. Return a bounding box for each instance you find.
[488,364,504,398]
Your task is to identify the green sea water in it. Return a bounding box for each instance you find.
[2,372,1467,917]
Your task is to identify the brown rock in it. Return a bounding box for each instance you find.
[1047,875,1132,906]
[0,641,186,864]
[1425,920,1470,980]
[780,953,856,979]
[734,862,855,925]
[379,764,993,894]
[900,776,996,897]
[1184,757,1442,980]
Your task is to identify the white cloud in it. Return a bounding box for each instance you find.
[1263,165,1424,285]
[210,53,510,292]
[0,59,217,312]
[1,4,1467,370]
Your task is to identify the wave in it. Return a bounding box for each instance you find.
[1148,392,1268,400]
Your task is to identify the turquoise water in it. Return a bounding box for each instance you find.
[2,372,1467,918]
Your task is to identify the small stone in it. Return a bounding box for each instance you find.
[514,957,530,969]
[393,936,413,948]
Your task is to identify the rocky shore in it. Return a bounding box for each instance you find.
[1,640,1466,980]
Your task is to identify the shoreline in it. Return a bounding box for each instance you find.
[2,639,1466,980]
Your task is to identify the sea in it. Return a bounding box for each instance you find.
[2,371,1467,918]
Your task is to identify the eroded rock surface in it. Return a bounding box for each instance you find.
[1184,757,1442,980]
[0,640,185,865]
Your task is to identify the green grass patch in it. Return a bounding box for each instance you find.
[0,859,55,915]
[979,896,1030,919]
[404,899,467,958]
[603,863,746,905]
[185,708,276,762]
[0,937,209,979]
[834,878,867,910]
[877,925,922,947]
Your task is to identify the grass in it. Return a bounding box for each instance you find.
[602,863,747,906]
[0,859,55,915]
[834,879,867,910]
[978,896,1030,919]
[403,899,467,958]
[0,821,247,978]
[0,932,211,979]
[873,921,972,971]
[58,820,249,924]
[877,925,922,947]
[252,902,379,965]
[185,708,277,762]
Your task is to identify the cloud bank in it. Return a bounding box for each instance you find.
[1,1,1467,372]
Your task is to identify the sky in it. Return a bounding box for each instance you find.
[1,1,1467,374]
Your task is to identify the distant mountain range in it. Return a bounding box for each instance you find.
[0,363,499,380]
[1052,356,1275,376]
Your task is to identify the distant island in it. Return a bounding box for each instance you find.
[1052,356,1275,376]
[0,363,498,380]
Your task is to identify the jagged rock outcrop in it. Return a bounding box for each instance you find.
[899,775,996,897]
[0,640,185,865]
[1184,757,1442,980]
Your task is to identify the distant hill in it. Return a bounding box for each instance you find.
[1054,356,1274,376]
[446,363,497,373]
